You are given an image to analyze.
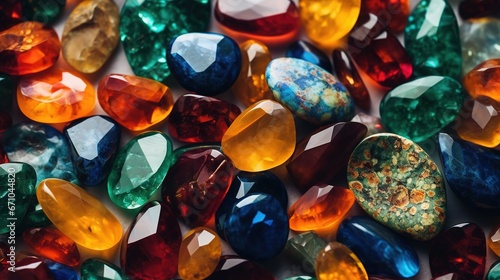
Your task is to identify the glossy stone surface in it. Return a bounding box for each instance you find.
[463,59,500,102]
[489,225,500,257]
[21,0,65,24]
[167,94,241,143]
[285,231,327,273]
[167,32,241,96]
[0,21,60,75]
[0,146,8,164]
[347,133,446,240]
[459,0,500,20]
[461,18,500,74]
[351,113,385,136]
[205,255,275,280]
[178,227,221,280]
[0,73,14,112]
[62,0,119,73]
[429,223,486,280]
[487,261,500,280]
[224,193,289,261]
[267,58,355,125]
[287,122,367,192]
[81,258,127,280]
[120,0,210,82]
[20,199,51,230]
[315,242,368,280]
[121,201,181,280]
[380,76,465,142]
[10,256,54,279]
[338,216,420,278]
[221,99,296,172]
[23,227,80,267]
[44,260,79,280]
[362,0,410,32]
[286,40,332,72]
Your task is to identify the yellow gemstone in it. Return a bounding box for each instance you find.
[489,225,500,257]
[178,227,221,280]
[221,99,296,172]
[315,242,368,280]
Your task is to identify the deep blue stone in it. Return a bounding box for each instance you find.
[438,133,500,209]
[64,116,121,186]
[44,260,79,280]
[224,193,289,261]
[167,32,241,96]
[337,215,420,278]
[286,40,332,73]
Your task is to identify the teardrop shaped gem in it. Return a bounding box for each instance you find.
[315,241,368,280]
[23,227,80,267]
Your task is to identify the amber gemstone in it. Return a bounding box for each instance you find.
[459,0,500,20]
[23,227,80,267]
[0,2,22,30]
[463,59,500,102]
[488,224,500,257]
[361,0,410,33]
[206,255,275,280]
[98,73,174,131]
[0,22,60,75]
[315,242,368,280]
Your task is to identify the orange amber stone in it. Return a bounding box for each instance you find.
[316,241,368,280]
[23,227,80,267]
[0,22,60,75]
[463,59,500,102]
[17,68,95,123]
[489,224,500,257]
[98,73,174,131]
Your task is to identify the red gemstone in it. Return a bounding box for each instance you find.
[361,0,410,33]
[429,223,486,280]
[8,256,54,280]
[459,0,500,20]
[0,111,12,132]
[205,255,275,280]
[0,1,22,31]
[121,201,182,280]
[167,93,241,143]
[0,145,8,164]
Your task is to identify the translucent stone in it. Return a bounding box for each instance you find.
[286,40,332,72]
[21,0,66,24]
[459,0,500,20]
[361,0,410,32]
[461,18,500,74]
[44,259,79,280]
[315,242,368,280]
[81,258,127,280]
[10,256,54,279]
[463,59,500,102]
[487,261,500,280]
[23,227,80,267]
[489,225,500,257]
[205,255,275,280]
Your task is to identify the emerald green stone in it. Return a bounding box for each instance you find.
[19,199,51,230]
[0,73,14,112]
[380,76,465,142]
[285,232,327,274]
[404,0,462,79]
[108,131,172,209]
[81,258,128,280]
[21,0,66,24]
[487,261,500,280]
[120,0,211,83]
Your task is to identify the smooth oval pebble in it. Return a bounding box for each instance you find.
[347,133,446,240]
[315,241,368,280]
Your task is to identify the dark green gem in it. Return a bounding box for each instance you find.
[21,0,66,24]
[81,258,129,280]
[285,231,327,275]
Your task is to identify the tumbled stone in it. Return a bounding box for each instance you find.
[459,0,500,20]
[10,256,54,279]
[21,0,65,24]
[489,225,500,257]
[463,59,500,102]
[205,255,275,280]
[315,241,368,280]
[487,261,500,280]
[351,113,385,136]
[178,227,221,280]
[286,40,332,72]
[461,18,500,74]
[361,0,410,32]
[0,73,14,112]
[170,144,222,166]
[62,0,119,74]
[44,260,79,280]
[23,227,80,267]
[285,231,327,274]
[82,258,126,280]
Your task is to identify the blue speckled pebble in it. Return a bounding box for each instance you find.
[266,57,355,124]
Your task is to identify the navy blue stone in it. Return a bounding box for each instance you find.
[64,115,121,187]
[286,40,332,73]
[224,193,289,261]
[337,215,420,278]
[438,133,500,209]
[44,260,79,280]
[167,32,241,96]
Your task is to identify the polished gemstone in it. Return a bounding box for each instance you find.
[362,0,410,32]
[463,59,500,102]
[380,76,465,142]
[338,216,420,278]
[10,256,54,279]
[170,144,222,166]
[121,201,181,280]
[0,22,60,75]
[81,258,127,280]
[351,113,385,136]
[44,260,79,280]
[286,40,332,72]
[20,199,51,230]
[224,193,289,261]
[62,0,119,73]
[489,225,500,257]
[266,58,355,124]
[348,133,446,240]
[221,99,296,171]
[0,146,8,164]
[487,261,500,280]
[315,242,368,280]
[23,227,80,267]
[459,0,500,20]
[0,73,14,112]
[21,0,65,23]
[429,223,486,280]
[0,1,22,30]
[285,277,316,280]
[162,148,235,227]
[108,131,172,209]
[285,231,328,274]
[167,94,241,143]
[178,227,222,280]
[167,32,241,96]
[289,184,355,231]
[17,68,95,123]
[205,255,275,280]
[287,122,367,192]
[461,18,500,74]
[120,0,210,82]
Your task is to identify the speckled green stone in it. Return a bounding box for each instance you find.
[347,133,446,241]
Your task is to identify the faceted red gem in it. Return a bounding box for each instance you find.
[121,201,182,280]
[8,256,54,280]
[458,0,500,20]
[0,1,22,31]
[167,93,241,143]
[0,111,12,132]
[361,0,410,33]
[429,223,486,280]
[205,255,275,280]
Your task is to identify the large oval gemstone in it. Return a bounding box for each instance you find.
[461,18,500,74]
[315,242,368,280]
[23,227,80,267]
[463,59,500,102]
[205,256,275,280]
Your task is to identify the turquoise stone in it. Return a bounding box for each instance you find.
[380,76,465,142]
[487,261,500,280]
[120,0,211,83]
[266,57,355,125]
[108,131,172,209]
[461,18,500,74]
[405,0,462,79]
[285,231,327,275]
[81,258,127,280]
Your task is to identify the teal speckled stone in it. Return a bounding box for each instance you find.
[266,57,355,125]
[347,133,446,241]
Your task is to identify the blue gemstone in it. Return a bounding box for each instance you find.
[224,193,289,261]
[286,40,332,73]
[167,32,241,96]
[44,260,79,280]
[438,133,500,209]
[337,216,420,278]
[64,116,121,186]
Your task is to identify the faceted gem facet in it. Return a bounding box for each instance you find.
[21,0,65,24]
[205,255,275,280]
[315,241,368,280]
[221,99,296,172]
[44,260,79,280]
[347,133,447,240]
[459,0,500,20]
[286,40,332,73]
[463,59,500,102]
[81,258,127,280]
[461,18,500,74]
[23,227,80,267]
[487,261,500,280]
[361,0,410,32]
[489,225,500,257]
[285,231,328,274]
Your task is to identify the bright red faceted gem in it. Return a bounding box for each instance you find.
[205,255,275,280]
[361,0,410,33]
[167,93,241,143]
[0,1,22,31]
[429,223,486,280]
[23,227,80,267]
[8,256,54,280]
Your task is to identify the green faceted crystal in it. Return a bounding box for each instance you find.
[0,73,14,112]
[404,0,462,79]
[120,0,211,83]
[488,261,500,280]
[285,232,327,274]
[108,131,172,209]
[21,0,66,24]
[380,76,465,142]
[81,258,129,280]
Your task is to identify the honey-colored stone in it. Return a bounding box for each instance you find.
[315,241,368,280]
[489,224,500,257]
[463,59,500,102]
[62,0,119,74]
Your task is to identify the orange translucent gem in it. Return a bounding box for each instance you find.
[315,241,368,280]
[17,68,96,123]
[463,59,500,102]
[489,224,500,257]
[0,22,60,75]
[23,227,80,267]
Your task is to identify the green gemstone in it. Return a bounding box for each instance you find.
[21,0,66,24]
[284,277,317,280]
[19,199,51,231]
[404,0,462,79]
[380,76,465,142]
[285,231,327,274]
[120,0,211,83]
[81,258,129,280]
[108,131,172,209]
[0,73,14,112]
[487,261,500,280]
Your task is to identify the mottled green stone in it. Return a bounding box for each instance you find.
[21,0,66,24]
[347,133,446,241]
[461,18,500,74]
[285,231,327,274]
[108,131,172,209]
[284,277,316,280]
[379,76,465,142]
[487,261,500,280]
[120,0,211,83]
[404,0,462,79]
[0,73,14,112]
[81,258,129,280]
